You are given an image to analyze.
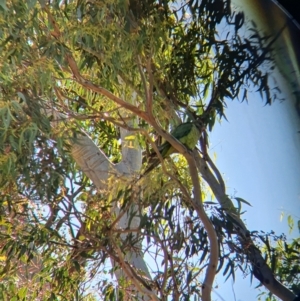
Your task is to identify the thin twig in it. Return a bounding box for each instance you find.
[205,154,226,193]
[112,241,160,301]
[137,55,150,110]
[146,56,154,114]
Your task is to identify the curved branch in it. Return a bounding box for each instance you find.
[204,154,226,194]
[194,152,296,301]
[112,241,158,301]
[186,151,219,301]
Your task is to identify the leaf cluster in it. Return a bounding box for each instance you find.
[0,0,287,300]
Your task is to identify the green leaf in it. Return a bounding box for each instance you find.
[17,92,27,103]
[26,0,37,9]
[186,271,192,285]
[0,0,8,11]
[18,286,28,299]
[73,260,81,273]
[287,215,294,233]
[235,197,252,207]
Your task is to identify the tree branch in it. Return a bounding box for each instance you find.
[194,152,296,301]
[186,151,219,301]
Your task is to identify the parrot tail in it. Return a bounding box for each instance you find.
[143,157,160,176]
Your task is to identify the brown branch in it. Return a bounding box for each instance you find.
[63,53,149,121]
[169,245,180,301]
[40,8,147,122]
[112,241,159,301]
[186,151,219,301]
[137,55,150,111]
[42,7,221,301]
[146,56,154,114]
[194,152,296,301]
[205,154,226,194]
[150,234,169,295]
[139,115,219,301]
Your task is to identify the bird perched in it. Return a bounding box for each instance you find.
[144,122,201,175]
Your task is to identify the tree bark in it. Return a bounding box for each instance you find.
[194,152,296,301]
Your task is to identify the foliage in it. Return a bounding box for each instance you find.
[0,0,292,301]
[257,218,300,301]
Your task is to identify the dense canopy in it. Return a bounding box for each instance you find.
[0,1,297,301]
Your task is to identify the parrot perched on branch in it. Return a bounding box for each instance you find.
[144,122,201,175]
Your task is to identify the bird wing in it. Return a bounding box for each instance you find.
[175,123,200,150]
[157,123,195,158]
[143,122,199,175]
[171,122,193,140]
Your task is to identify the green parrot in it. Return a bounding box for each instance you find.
[144,122,201,175]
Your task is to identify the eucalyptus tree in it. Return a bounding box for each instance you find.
[258,219,300,301]
[0,1,296,301]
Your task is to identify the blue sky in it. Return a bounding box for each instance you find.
[90,1,300,299]
[208,1,300,299]
[209,70,300,301]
